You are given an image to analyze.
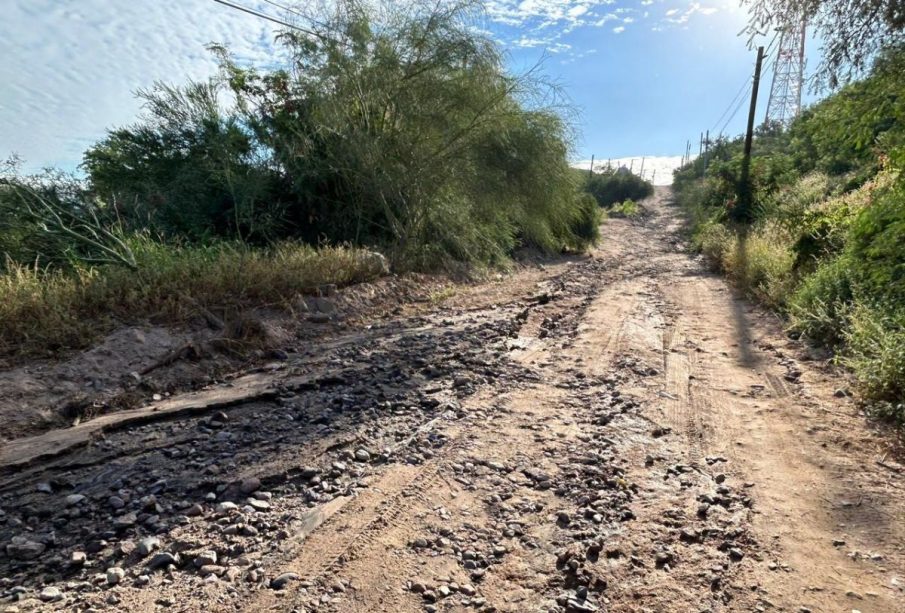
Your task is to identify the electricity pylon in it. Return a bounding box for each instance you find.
[765,17,806,127]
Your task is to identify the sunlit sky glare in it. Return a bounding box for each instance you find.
[1,0,820,173]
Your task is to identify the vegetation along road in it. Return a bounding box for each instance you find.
[2,190,902,612]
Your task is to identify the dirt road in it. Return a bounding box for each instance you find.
[2,188,903,612]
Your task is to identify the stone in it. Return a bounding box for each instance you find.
[113,512,137,529]
[270,573,300,590]
[194,551,218,567]
[71,551,87,565]
[117,540,137,556]
[185,503,204,517]
[247,498,270,511]
[138,537,161,557]
[135,575,151,587]
[6,539,45,560]
[239,477,261,495]
[354,449,371,462]
[65,494,86,506]
[108,496,126,510]
[728,548,745,562]
[148,552,180,570]
[199,565,226,577]
[36,482,53,494]
[39,586,63,602]
[107,567,126,585]
[216,502,238,513]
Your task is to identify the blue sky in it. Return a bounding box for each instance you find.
[1,0,816,173]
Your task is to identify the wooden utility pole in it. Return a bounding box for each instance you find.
[651,169,656,184]
[588,154,595,178]
[737,45,765,222]
[699,132,704,157]
[703,129,710,173]
[639,157,645,177]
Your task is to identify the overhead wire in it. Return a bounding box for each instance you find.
[710,31,780,138]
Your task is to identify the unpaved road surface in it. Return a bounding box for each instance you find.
[2,188,904,612]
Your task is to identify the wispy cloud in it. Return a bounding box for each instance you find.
[1,0,283,170]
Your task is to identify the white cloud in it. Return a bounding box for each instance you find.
[613,25,626,33]
[1,0,284,170]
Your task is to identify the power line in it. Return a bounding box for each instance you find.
[719,82,752,137]
[711,76,751,135]
[207,0,322,38]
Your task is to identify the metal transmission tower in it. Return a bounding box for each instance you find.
[765,18,806,127]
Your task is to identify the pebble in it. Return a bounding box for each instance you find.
[354,449,371,462]
[216,502,239,513]
[270,573,300,590]
[71,551,87,565]
[194,551,218,567]
[65,494,86,506]
[138,537,161,557]
[107,567,126,585]
[148,552,180,570]
[39,586,63,602]
[6,538,45,560]
[239,477,261,495]
[113,512,137,529]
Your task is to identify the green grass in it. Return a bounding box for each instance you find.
[679,170,905,424]
[0,240,388,358]
[609,199,641,218]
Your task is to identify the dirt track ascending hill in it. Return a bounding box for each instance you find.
[2,188,903,613]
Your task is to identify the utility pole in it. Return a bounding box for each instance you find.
[630,159,635,172]
[703,129,710,173]
[588,154,595,178]
[639,157,645,177]
[651,169,656,184]
[737,45,765,222]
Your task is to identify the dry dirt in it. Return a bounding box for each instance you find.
[2,188,904,613]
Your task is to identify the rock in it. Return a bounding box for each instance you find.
[437,585,452,598]
[71,551,87,565]
[138,537,161,557]
[199,565,226,577]
[39,586,63,602]
[194,551,218,567]
[185,503,204,517]
[148,552,180,570]
[107,567,126,585]
[36,482,53,494]
[6,539,45,560]
[566,598,598,612]
[239,477,261,495]
[832,539,846,547]
[108,496,126,510]
[118,540,137,556]
[728,548,745,562]
[135,575,151,587]
[354,449,371,462]
[247,498,270,511]
[113,512,137,529]
[216,502,238,513]
[65,494,86,506]
[270,573,300,590]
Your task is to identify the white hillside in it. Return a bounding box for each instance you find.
[573,155,692,186]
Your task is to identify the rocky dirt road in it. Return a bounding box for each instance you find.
[2,188,904,612]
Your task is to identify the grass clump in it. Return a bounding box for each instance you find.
[0,241,386,358]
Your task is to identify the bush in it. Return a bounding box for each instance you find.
[788,255,854,344]
[584,170,653,208]
[81,0,595,268]
[609,199,641,218]
[845,304,905,424]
